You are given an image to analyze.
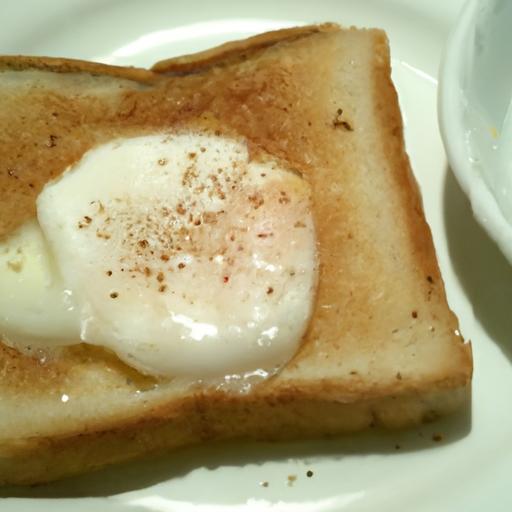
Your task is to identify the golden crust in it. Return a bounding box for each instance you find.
[0,25,472,485]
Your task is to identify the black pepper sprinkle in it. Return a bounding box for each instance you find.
[432,433,443,442]
[46,134,58,147]
[412,311,418,319]
[106,270,112,276]
[427,275,434,284]
[333,108,354,131]
[306,470,313,478]
[267,287,274,295]
[178,263,186,269]
[110,292,119,299]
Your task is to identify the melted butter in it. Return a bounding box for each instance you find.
[0,220,79,346]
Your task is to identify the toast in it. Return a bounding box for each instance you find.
[0,24,472,485]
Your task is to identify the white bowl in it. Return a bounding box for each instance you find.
[439,0,512,263]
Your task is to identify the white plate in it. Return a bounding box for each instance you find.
[2,1,512,510]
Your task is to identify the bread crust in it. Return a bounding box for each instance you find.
[0,24,472,485]
[1,386,468,486]
[151,23,339,74]
[0,55,159,82]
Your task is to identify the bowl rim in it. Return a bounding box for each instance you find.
[438,0,512,264]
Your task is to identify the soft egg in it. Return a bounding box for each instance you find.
[1,133,318,378]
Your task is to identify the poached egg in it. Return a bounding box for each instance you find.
[0,132,318,378]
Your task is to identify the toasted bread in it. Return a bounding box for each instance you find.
[0,24,472,485]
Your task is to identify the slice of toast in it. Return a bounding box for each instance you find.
[0,24,472,485]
